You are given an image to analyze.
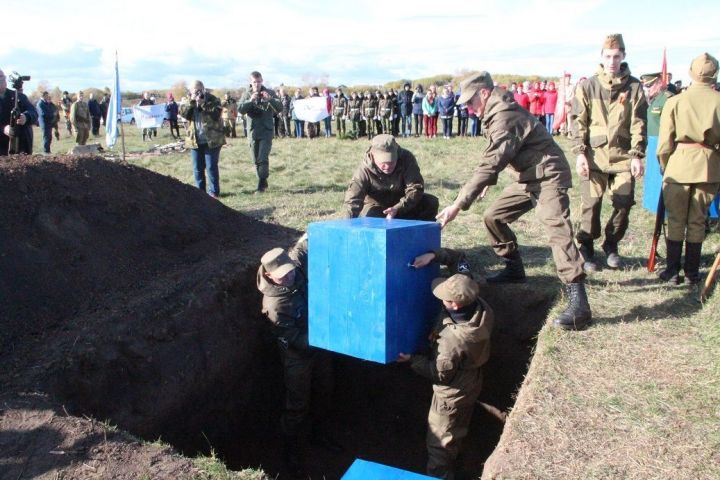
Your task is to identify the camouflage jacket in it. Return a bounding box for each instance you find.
[570,64,647,173]
[179,92,226,149]
[455,88,572,210]
[333,94,349,117]
[348,97,363,121]
[256,238,310,353]
[657,83,720,184]
[344,147,426,217]
[238,86,282,140]
[410,297,493,397]
[69,100,90,129]
[221,98,238,120]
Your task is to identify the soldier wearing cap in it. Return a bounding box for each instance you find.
[257,236,340,475]
[362,90,378,139]
[570,33,648,272]
[640,71,674,213]
[398,274,493,479]
[656,53,720,284]
[69,90,91,146]
[343,133,439,220]
[333,88,349,137]
[436,71,592,330]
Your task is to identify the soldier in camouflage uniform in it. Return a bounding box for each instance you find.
[363,91,378,139]
[398,273,493,480]
[344,134,439,220]
[69,91,91,145]
[348,91,363,138]
[221,93,238,138]
[238,71,283,192]
[279,87,292,138]
[333,88,348,137]
[570,34,647,272]
[379,91,393,134]
[179,80,226,198]
[61,91,73,135]
[257,236,341,476]
[656,53,720,285]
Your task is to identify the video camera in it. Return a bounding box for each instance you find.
[9,72,31,91]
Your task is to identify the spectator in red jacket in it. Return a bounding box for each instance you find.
[543,81,559,134]
[514,84,530,109]
[528,81,544,123]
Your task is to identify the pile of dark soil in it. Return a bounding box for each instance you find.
[1,155,297,478]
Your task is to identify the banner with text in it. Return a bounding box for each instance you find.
[133,103,167,129]
[292,97,329,122]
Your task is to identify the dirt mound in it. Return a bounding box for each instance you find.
[1,155,297,478]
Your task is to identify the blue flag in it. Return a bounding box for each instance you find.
[105,54,121,148]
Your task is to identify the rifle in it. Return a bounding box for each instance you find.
[647,190,665,272]
[700,250,720,302]
[6,72,31,154]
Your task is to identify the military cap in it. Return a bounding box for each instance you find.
[370,134,398,163]
[432,274,479,306]
[689,52,719,84]
[457,71,494,104]
[602,33,625,51]
[261,247,296,278]
[640,72,662,86]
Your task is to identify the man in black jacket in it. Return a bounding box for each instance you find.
[397,82,414,138]
[0,69,37,156]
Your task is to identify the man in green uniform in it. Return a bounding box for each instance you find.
[656,53,720,284]
[69,90,90,146]
[640,71,674,212]
[344,134,439,220]
[348,91,363,138]
[333,87,348,137]
[362,90,378,139]
[257,236,341,475]
[61,91,73,135]
[436,72,592,330]
[221,92,238,138]
[571,33,648,271]
[398,274,493,479]
[238,71,282,192]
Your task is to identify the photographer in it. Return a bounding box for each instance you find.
[179,80,225,198]
[238,71,282,192]
[0,69,37,156]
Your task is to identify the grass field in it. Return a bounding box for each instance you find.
[48,122,720,479]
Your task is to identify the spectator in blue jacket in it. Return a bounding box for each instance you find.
[438,85,456,139]
[88,93,102,136]
[36,91,59,153]
[165,93,180,139]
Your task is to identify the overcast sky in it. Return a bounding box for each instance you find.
[2,0,718,93]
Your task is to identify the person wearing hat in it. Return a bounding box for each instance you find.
[362,90,379,139]
[332,87,349,137]
[397,273,493,479]
[436,71,592,330]
[69,90,91,146]
[60,90,73,136]
[640,72,674,213]
[570,33,648,272]
[348,90,364,138]
[257,236,340,475]
[656,53,720,284]
[343,133,439,220]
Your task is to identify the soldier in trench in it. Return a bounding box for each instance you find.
[397,272,493,480]
[256,235,343,476]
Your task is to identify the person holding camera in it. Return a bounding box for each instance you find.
[238,71,282,192]
[179,80,226,198]
[0,69,37,156]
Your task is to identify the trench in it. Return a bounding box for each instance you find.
[53,267,555,480]
[158,276,555,479]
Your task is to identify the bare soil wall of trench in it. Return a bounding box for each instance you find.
[0,156,553,479]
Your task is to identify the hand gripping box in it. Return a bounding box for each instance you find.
[341,458,439,479]
[308,218,440,364]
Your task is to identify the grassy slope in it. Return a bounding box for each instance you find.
[50,124,720,479]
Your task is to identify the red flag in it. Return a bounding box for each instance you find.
[661,48,668,85]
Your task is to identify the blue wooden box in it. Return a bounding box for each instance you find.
[308,218,440,364]
[341,459,439,479]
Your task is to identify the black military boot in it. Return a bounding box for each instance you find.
[486,251,526,284]
[578,240,597,273]
[602,240,621,269]
[553,282,592,330]
[659,239,683,284]
[683,242,703,285]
